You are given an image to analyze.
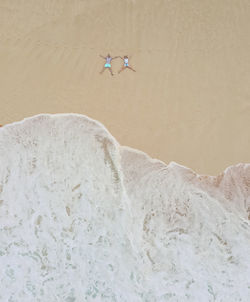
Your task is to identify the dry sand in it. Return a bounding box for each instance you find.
[0,0,249,175]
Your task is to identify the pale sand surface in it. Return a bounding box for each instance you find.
[0,0,249,175]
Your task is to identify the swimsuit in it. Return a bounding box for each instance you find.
[105,57,112,68]
[124,58,129,67]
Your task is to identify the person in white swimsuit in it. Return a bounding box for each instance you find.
[99,54,119,76]
[118,55,136,74]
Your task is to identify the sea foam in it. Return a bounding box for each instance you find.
[0,114,249,301]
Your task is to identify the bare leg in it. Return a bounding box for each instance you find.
[100,66,105,74]
[128,66,136,72]
[108,67,114,76]
[118,66,126,74]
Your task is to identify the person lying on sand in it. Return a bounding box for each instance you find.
[118,55,136,74]
[99,54,119,76]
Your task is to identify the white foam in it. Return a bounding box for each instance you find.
[0,114,250,301]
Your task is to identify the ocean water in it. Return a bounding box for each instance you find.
[0,114,250,301]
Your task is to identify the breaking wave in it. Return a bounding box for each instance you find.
[0,114,250,301]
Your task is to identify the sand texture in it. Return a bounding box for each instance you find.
[0,0,250,175]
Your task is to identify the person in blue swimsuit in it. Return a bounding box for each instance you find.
[99,54,119,76]
[118,55,136,74]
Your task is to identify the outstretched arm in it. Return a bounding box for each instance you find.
[99,55,106,59]
[111,56,120,60]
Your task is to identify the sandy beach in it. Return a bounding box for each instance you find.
[0,0,250,175]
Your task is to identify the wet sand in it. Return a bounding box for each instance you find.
[0,0,250,175]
